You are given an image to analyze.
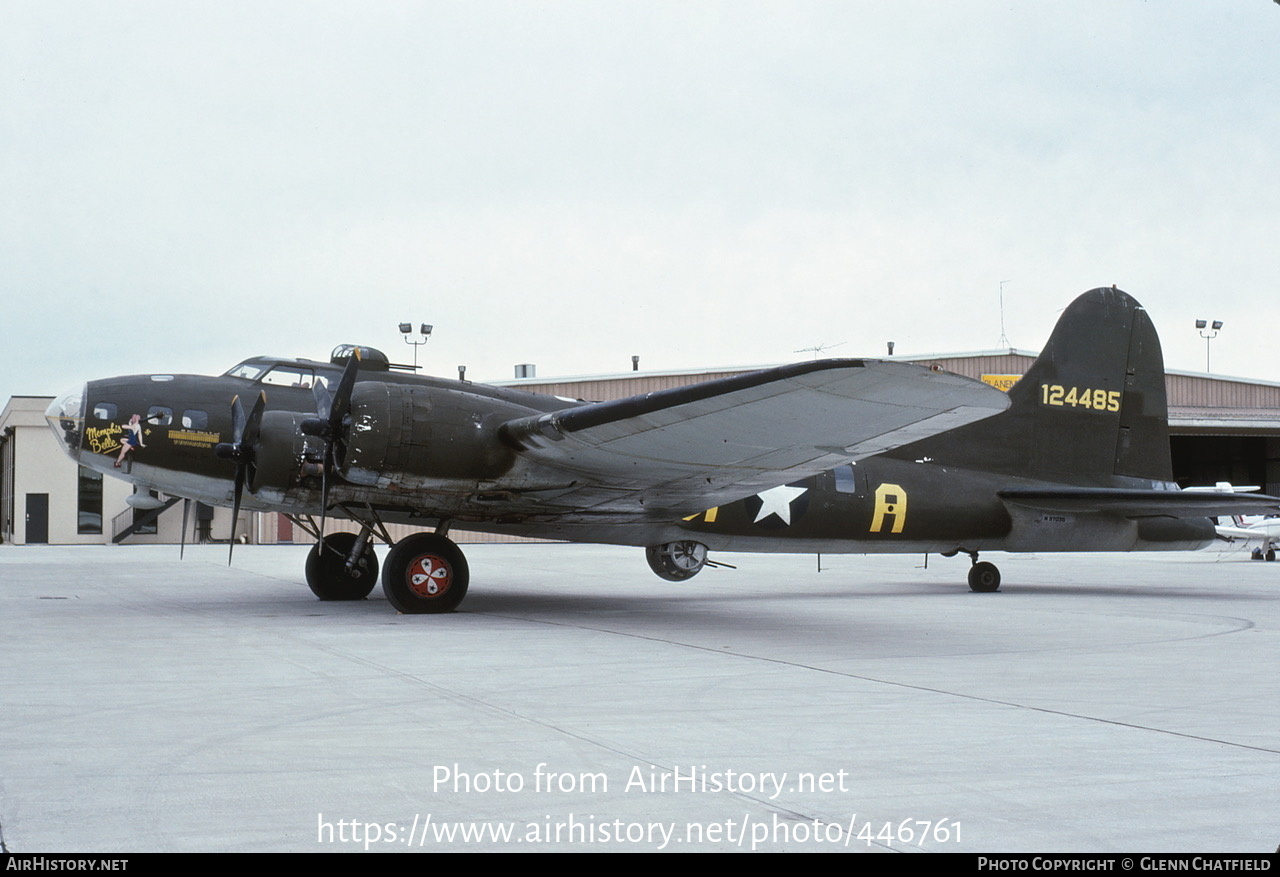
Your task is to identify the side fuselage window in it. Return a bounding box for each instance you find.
[146,406,174,427]
[833,464,858,494]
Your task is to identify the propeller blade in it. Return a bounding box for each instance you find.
[318,463,329,544]
[180,498,190,560]
[328,348,360,438]
[231,394,246,443]
[312,380,332,422]
[229,459,245,565]
[225,391,267,564]
[243,392,266,494]
[306,352,360,541]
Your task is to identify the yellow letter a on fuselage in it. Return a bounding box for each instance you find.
[869,483,907,534]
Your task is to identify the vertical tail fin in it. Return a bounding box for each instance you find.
[891,287,1173,486]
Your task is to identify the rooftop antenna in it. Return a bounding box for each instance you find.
[793,341,846,360]
[997,280,1011,349]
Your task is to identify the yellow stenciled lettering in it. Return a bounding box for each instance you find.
[85,424,123,455]
[870,483,908,534]
[1039,384,1122,413]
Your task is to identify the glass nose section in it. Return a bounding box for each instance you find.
[46,384,87,462]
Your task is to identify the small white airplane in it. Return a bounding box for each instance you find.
[1186,483,1280,560]
[1214,513,1280,561]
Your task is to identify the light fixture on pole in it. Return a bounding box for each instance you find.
[1195,319,1223,372]
[400,322,433,371]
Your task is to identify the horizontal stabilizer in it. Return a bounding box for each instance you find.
[999,487,1280,518]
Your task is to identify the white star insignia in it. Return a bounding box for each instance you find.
[753,484,807,525]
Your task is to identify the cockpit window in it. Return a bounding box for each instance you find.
[224,362,269,381]
[92,402,117,421]
[182,410,209,429]
[262,366,327,391]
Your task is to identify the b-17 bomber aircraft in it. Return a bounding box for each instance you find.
[45,287,1280,613]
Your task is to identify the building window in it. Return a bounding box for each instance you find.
[78,467,103,534]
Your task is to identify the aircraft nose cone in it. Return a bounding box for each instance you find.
[45,384,87,462]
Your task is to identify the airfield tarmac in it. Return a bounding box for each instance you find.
[0,541,1276,853]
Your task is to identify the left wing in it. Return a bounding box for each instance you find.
[500,358,1008,515]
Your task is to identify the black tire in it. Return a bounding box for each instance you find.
[305,532,379,601]
[645,541,708,581]
[968,561,1001,592]
[1267,549,1276,563]
[382,533,470,614]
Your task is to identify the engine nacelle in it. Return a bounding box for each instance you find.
[340,382,522,489]
[251,409,315,493]
[645,541,709,581]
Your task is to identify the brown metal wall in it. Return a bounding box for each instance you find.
[1165,373,1280,408]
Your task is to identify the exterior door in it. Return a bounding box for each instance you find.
[25,493,48,544]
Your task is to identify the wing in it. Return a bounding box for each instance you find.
[998,487,1280,518]
[500,358,1009,516]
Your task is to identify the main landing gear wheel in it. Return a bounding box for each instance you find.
[382,533,470,614]
[645,541,709,581]
[305,532,379,601]
[968,560,1001,593]
[1268,549,1276,563]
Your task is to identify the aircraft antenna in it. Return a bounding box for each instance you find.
[793,341,846,360]
[998,280,1011,349]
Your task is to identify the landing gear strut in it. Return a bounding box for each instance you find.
[943,549,1002,591]
[967,560,1001,592]
[305,531,380,600]
[382,532,470,614]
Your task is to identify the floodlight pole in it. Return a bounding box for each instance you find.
[1195,319,1223,373]
[399,322,433,371]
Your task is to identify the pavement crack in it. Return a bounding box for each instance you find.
[479,611,1280,758]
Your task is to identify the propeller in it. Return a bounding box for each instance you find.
[300,349,361,537]
[179,497,190,560]
[214,391,266,564]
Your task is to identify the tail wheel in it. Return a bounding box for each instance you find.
[383,533,470,614]
[305,532,379,600]
[968,561,1001,592]
[646,541,709,581]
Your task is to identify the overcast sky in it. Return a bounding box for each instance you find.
[3,1,1278,401]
